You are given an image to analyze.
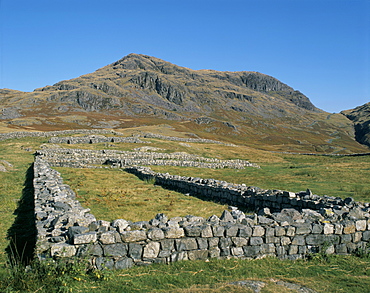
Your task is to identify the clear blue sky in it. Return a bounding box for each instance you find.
[0,0,369,113]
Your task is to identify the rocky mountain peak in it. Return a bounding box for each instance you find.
[111,53,191,76]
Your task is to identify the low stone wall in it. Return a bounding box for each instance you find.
[0,129,118,141]
[0,128,232,146]
[33,154,370,270]
[36,148,258,169]
[48,133,234,146]
[125,166,362,212]
[48,135,145,144]
[33,156,97,259]
[139,132,235,146]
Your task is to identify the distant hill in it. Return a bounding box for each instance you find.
[0,53,368,153]
[342,102,370,147]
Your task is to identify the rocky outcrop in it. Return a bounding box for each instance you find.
[0,107,23,119]
[342,102,370,147]
[130,72,186,105]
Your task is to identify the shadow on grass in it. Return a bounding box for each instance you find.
[6,163,36,265]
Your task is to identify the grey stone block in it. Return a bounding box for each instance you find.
[96,257,114,270]
[265,227,275,237]
[68,226,89,239]
[147,228,165,241]
[231,237,248,247]
[335,244,348,254]
[253,226,265,237]
[176,238,198,251]
[286,226,296,237]
[260,243,275,254]
[275,226,286,236]
[200,225,213,237]
[356,220,367,231]
[121,230,147,242]
[184,225,202,237]
[243,245,260,257]
[128,243,143,259]
[212,225,225,237]
[294,224,312,235]
[291,236,305,246]
[163,227,185,238]
[341,234,352,244]
[334,223,343,235]
[220,247,231,257]
[73,232,97,245]
[311,223,323,234]
[265,236,279,244]
[111,219,130,233]
[160,239,175,251]
[231,247,244,256]
[326,234,340,245]
[305,234,326,245]
[250,237,263,246]
[209,247,220,258]
[196,237,209,250]
[143,242,160,258]
[114,257,134,270]
[225,225,239,237]
[170,251,188,262]
[276,245,286,257]
[158,250,171,258]
[50,243,76,257]
[99,231,120,244]
[238,226,252,237]
[298,245,307,254]
[208,237,219,248]
[289,245,298,255]
[280,237,291,246]
[188,249,208,260]
[362,230,370,241]
[103,243,128,257]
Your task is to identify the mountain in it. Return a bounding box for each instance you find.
[0,53,368,153]
[4,54,320,118]
[342,102,370,147]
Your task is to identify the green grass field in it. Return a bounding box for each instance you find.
[1,135,370,292]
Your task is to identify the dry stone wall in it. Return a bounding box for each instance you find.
[36,148,258,169]
[33,151,370,270]
[0,129,232,146]
[125,166,360,212]
[138,132,235,146]
[0,129,119,142]
[48,135,145,144]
